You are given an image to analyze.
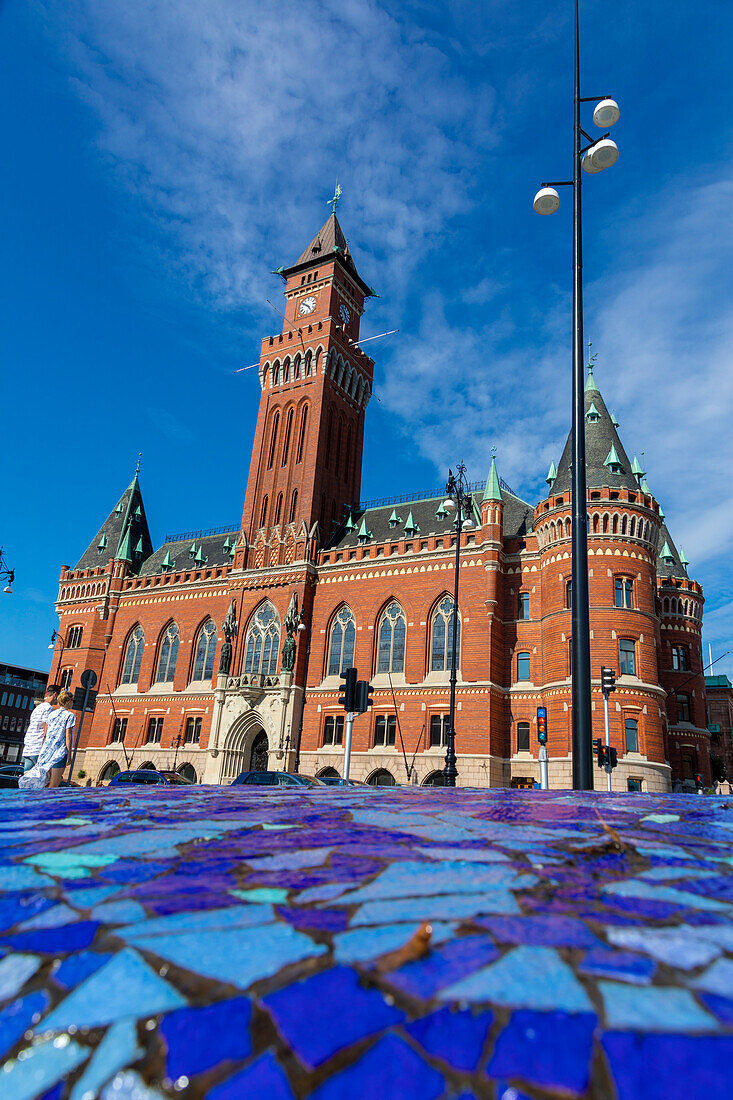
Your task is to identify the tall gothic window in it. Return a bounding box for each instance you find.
[376,601,406,674]
[192,619,217,681]
[121,625,144,685]
[260,495,269,528]
[281,407,294,466]
[296,405,308,463]
[289,489,298,524]
[267,412,280,469]
[328,607,356,676]
[244,602,280,677]
[430,596,460,672]
[155,622,180,683]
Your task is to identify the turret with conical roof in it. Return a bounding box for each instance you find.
[74,470,153,575]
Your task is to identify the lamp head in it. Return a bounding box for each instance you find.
[463,515,475,529]
[585,138,619,173]
[3,584,11,595]
[593,98,620,128]
[442,497,457,511]
[533,187,560,215]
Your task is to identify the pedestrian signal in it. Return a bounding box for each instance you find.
[601,667,616,695]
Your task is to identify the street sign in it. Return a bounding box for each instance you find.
[80,669,98,689]
[72,687,97,712]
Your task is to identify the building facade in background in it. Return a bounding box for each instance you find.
[0,662,49,763]
[49,213,711,790]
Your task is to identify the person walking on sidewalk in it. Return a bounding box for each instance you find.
[39,690,76,788]
[21,685,59,772]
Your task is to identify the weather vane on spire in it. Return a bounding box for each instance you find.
[587,340,598,371]
[327,181,342,214]
[135,452,143,475]
[491,445,497,459]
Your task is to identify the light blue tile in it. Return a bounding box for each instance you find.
[599,981,719,1032]
[119,904,274,943]
[1,866,54,891]
[126,923,327,989]
[245,848,333,871]
[0,1036,88,1100]
[337,860,523,904]
[685,925,733,952]
[40,948,186,1031]
[634,844,698,861]
[637,867,716,882]
[690,958,733,998]
[66,887,121,909]
[439,945,594,1013]
[605,926,722,970]
[0,954,41,1002]
[351,891,519,926]
[70,1019,143,1100]
[333,922,456,963]
[92,900,148,924]
[641,814,680,824]
[100,1070,166,1098]
[602,880,732,912]
[417,846,509,863]
[294,883,350,905]
[18,904,80,931]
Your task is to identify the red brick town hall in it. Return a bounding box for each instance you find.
[49,213,711,790]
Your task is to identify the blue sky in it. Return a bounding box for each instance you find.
[2,0,732,678]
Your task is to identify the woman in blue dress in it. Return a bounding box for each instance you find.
[39,689,76,788]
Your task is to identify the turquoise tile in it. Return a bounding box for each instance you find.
[599,982,719,1032]
[70,1019,143,1100]
[690,959,733,999]
[351,890,520,926]
[230,887,289,903]
[439,946,594,1013]
[605,926,722,970]
[0,954,41,1002]
[40,948,186,1031]
[1,1035,88,1100]
[127,922,327,988]
[23,852,118,879]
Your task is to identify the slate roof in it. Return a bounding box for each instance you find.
[327,487,534,551]
[655,522,689,580]
[286,213,368,292]
[551,375,639,494]
[74,475,154,574]
[138,531,239,577]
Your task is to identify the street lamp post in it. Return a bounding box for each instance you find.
[0,548,14,595]
[48,630,65,686]
[533,0,620,790]
[292,610,309,774]
[441,462,475,787]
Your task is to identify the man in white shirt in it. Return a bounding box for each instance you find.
[22,685,59,771]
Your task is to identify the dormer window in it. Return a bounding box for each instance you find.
[586,403,600,422]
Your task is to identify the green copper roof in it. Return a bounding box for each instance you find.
[133,537,143,555]
[546,461,557,485]
[357,517,372,541]
[404,510,419,534]
[586,403,600,421]
[659,505,666,520]
[189,542,198,556]
[640,476,651,494]
[679,547,689,566]
[604,444,622,469]
[222,536,231,551]
[610,410,620,428]
[585,365,599,392]
[114,503,123,515]
[344,511,356,532]
[161,550,173,570]
[482,457,502,502]
[97,534,107,552]
[661,540,675,561]
[631,455,643,476]
[117,526,133,564]
[194,547,207,566]
[435,503,449,519]
[388,509,401,527]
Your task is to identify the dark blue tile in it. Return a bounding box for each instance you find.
[208,1053,294,1100]
[603,1033,733,1100]
[405,1006,492,1072]
[0,991,49,1059]
[54,951,113,991]
[263,966,403,1068]
[480,915,601,948]
[0,894,55,931]
[1,921,100,955]
[487,1010,596,1095]
[698,994,733,1027]
[160,997,253,1078]
[310,1035,444,1100]
[579,949,657,985]
[389,935,499,999]
[275,906,350,933]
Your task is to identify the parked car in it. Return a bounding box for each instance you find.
[317,776,367,787]
[231,771,325,788]
[0,764,23,790]
[108,769,188,786]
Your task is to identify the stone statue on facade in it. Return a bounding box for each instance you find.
[281,592,299,674]
[219,599,238,674]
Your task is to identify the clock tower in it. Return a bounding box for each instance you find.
[239,212,375,555]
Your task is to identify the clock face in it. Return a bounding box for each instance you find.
[339,303,351,325]
[299,296,317,316]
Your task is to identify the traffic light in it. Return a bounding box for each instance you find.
[355,679,375,715]
[536,706,548,744]
[338,667,357,712]
[601,667,616,695]
[594,738,608,767]
[695,773,703,791]
[608,746,618,770]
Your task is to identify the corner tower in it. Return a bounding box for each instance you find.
[239,212,375,553]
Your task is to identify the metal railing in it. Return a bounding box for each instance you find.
[163,523,239,545]
[356,476,517,513]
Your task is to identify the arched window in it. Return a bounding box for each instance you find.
[517,652,531,680]
[99,761,120,785]
[367,769,396,787]
[315,347,322,373]
[289,489,298,524]
[192,619,217,681]
[267,412,280,469]
[325,410,334,469]
[155,622,180,683]
[296,405,308,464]
[625,718,639,751]
[244,602,280,677]
[345,426,353,481]
[376,601,406,673]
[259,495,269,529]
[281,407,294,466]
[283,358,290,383]
[335,419,343,476]
[121,625,145,685]
[328,606,356,676]
[430,596,461,672]
[274,493,283,526]
[272,361,280,386]
[293,355,301,380]
[178,763,197,783]
[517,722,530,752]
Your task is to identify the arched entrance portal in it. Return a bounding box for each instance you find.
[250,731,269,772]
[220,715,270,782]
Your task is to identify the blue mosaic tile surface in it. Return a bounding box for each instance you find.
[0,787,731,1097]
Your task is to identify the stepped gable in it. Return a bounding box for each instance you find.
[656,522,689,580]
[551,370,638,494]
[74,473,153,573]
[329,486,534,550]
[139,530,239,576]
